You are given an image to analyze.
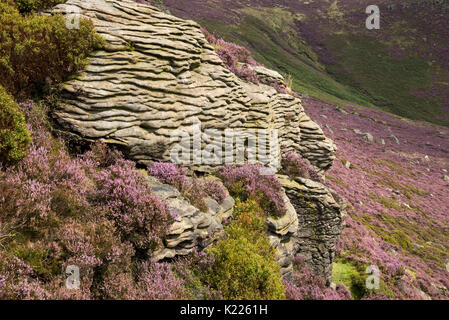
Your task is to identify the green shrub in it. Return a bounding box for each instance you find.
[13,0,66,14]
[208,233,285,300]
[205,199,285,300]
[0,86,31,163]
[0,0,104,99]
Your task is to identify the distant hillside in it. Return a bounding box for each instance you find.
[162,0,449,126]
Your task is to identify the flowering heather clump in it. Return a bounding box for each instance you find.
[216,164,286,217]
[148,161,188,191]
[285,256,351,300]
[281,151,322,183]
[0,101,180,299]
[200,27,260,85]
[94,159,174,252]
[201,178,227,204]
[148,162,213,211]
[136,261,186,300]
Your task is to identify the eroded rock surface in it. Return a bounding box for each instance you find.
[50,0,335,172]
[278,175,345,284]
[148,175,234,260]
[50,0,342,282]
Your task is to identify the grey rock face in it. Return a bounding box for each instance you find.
[148,176,234,260]
[50,0,335,172]
[277,175,345,284]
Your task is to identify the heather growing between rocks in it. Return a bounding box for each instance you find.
[217,164,286,217]
[281,151,322,183]
[204,199,285,300]
[147,162,226,211]
[200,27,295,95]
[0,102,181,299]
[0,0,104,99]
[201,27,260,85]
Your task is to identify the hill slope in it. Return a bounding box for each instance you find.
[162,0,449,127]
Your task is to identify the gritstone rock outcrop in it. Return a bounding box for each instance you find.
[50,0,343,281]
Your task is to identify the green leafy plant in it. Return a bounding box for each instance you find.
[0,0,104,99]
[0,86,31,164]
[204,200,285,300]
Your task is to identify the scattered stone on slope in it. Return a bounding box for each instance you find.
[363,132,374,142]
[249,65,286,88]
[389,134,400,144]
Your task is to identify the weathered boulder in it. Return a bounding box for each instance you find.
[48,0,342,282]
[149,173,299,280]
[148,175,234,260]
[50,0,335,173]
[266,190,298,278]
[277,175,345,284]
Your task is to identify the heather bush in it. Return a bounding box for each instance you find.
[93,159,174,253]
[281,151,322,182]
[200,178,227,204]
[201,27,260,85]
[284,256,351,300]
[174,249,221,300]
[83,140,123,168]
[12,0,65,14]
[136,261,186,300]
[216,164,286,217]
[0,1,104,99]
[0,251,51,299]
[0,86,31,163]
[205,199,284,300]
[207,236,284,300]
[147,162,210,211]
[0,100,178,299]
[147,162,188,191]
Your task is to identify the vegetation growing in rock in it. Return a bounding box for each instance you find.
[0,86,31,164]
[147,162,226,211]
[204,199,285,300]
[0,102,179,299]
[0,0,104,99]
[217,164,286,217]
[281,151,322,182]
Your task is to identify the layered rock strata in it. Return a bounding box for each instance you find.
[50,0,343,281]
